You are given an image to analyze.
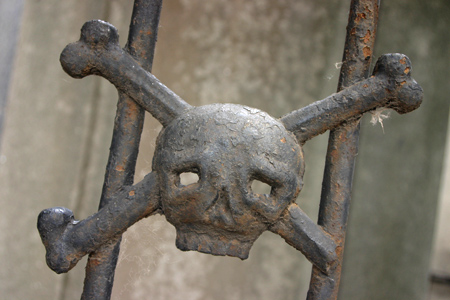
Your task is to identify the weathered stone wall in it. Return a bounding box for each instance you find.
[0,1,448,299]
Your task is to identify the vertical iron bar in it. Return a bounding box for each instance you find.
[307,1,379,299]
[81,1,163,299]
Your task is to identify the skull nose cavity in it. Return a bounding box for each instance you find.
[206,185,246,226]
[211,206,236,227]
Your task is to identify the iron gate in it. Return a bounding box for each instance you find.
[37,0,423,299]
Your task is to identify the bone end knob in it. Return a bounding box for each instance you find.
[37,207,78,273]
[373,53,423,114]
[60,20,120,78]
[79,20,119,48]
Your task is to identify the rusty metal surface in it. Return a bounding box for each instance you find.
[281,54,421,144]
[60,20,191,127]
[80,1,163,299]
[307,1,380,299]
[37,173,159,273]
[36,1,423,299]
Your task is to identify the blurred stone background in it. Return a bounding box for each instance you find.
[0,0,449,299]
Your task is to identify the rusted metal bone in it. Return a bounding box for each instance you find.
[37,172,160,274]
[281,53,423,144]
[36,100,340,274]
[270,203,337,274]
[60,20,191,127]
[82,2,163,298]
[61,19,422,144]
[38,201,336,276]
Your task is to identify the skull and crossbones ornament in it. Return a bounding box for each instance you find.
[37,20,423,276]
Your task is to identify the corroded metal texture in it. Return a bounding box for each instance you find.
[281,54,422,144]
[81,1,163,299]
[37,1,423,299]
[60,20,191,127]
[37,173,159,274]
[153,103,305,259]
[307,1,380,299]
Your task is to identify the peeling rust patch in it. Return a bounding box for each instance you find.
[363,46,372,58]
[355,12,367,22]
[363,30,371,43]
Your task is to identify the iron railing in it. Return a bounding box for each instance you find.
[37,0,423,299]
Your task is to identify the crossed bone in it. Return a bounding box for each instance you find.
[38,20,423,276]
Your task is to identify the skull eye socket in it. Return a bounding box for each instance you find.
[250,179,274,196]
[179,172,200,186]
[175,165,200,187]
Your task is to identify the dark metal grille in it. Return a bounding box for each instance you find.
[36,0,423,299]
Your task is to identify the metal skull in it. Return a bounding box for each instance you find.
[153,103,304,259]
[36,19,423,279]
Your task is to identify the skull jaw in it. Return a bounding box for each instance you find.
[174,225,266,260]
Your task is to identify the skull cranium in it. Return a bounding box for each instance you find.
[153,103,304,259]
